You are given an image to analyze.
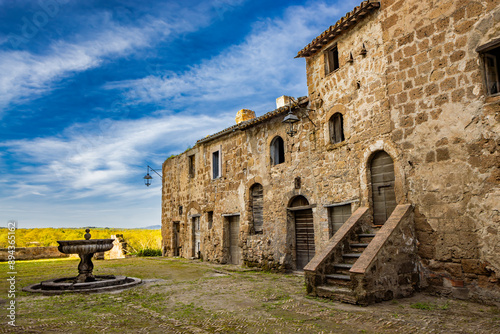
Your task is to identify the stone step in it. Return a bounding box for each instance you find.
[333,263,353,269]
[325,274,351,287]
[342,253,361,264]
[350,243,369,248]
[350,243,369,252]
[326,274,350,280]
[316,285,357,304]
[333,263,353,275]
[358,233,376,243]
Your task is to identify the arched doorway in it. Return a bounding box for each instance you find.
[291,196,315,270]
[370,151,397,225]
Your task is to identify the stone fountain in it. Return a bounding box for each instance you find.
[23,229,141,294]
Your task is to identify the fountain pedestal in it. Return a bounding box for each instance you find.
[77,253,96,282]
[57,229,114,283]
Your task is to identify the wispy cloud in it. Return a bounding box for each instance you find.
[0,17,170,115]
[108,2,348,107]
[1,112,234,200]
[0,0,249,117]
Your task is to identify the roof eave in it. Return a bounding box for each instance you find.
[296,1,381,58]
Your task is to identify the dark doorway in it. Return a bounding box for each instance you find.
[192,216,200,258]
[228,216,241,265]
[370,151,397,225]
[291,196,315,270]
[173,221,180,256]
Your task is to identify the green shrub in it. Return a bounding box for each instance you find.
[137,248,162,257]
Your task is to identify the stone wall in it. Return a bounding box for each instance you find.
[161,0,500,302]
[379,0,499,302]
[0,247,68,261]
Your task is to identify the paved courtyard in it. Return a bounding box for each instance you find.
[1,257,499,333]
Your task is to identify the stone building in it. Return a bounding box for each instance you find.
[161,0,499,304]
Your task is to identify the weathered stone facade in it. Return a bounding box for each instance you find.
[161,0,499,304]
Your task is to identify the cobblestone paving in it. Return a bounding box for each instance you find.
[2,258,499,333]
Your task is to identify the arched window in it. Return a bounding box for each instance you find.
[270,136,285,165]
[329,113,344,144]
[250,183,263,234]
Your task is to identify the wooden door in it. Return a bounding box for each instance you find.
[251,184,264,234]
[370,151,397,225]
[295,208,315,270]
[228,216,241,265]
[192,216,200,258]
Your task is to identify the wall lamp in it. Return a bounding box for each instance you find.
[282,101,300,137]
[143,165,162,187]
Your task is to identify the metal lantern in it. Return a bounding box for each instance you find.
[143,172,153,187]
[143,165,161,187]
[282,110,299,137]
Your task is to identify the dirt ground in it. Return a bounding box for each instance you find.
[1,257,499,333]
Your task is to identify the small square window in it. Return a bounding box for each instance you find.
[477,39,500,96]
[326,45,339,74]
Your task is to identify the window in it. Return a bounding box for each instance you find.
[478,39,500,96]
[212,150,221,179]
[270,136,285,165]
[328,204,351,238]
[329,113,345,144]
[188,154,195,178]
[207,211,213,230]
[326,45,339,74]
[250,184,264,234]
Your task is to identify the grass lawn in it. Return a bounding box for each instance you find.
[0,257,499,333]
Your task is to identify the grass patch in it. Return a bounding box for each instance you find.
[410,301,449,310]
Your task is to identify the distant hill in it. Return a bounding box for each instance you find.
[140,225,161,230]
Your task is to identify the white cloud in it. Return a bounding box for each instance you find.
[109,1,351,106]
[1,112,234,201]
[0,17,170,115]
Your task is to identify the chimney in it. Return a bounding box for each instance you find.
[235,109,256,124]
[276,95,293,109]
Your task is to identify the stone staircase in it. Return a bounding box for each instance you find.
[304,204,417,305]
[315,229,379,303]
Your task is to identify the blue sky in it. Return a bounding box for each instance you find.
[0,0,357,228]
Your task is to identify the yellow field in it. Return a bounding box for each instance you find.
[0,228,162,253]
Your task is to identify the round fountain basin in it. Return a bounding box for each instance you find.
[57,239,114,254]
[22,275,142,294]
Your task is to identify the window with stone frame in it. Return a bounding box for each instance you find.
[188,154,195,178]
[207,211,213,230]
[477,38,500,96]
[250,183,264,234]
[212,150,221,179]
[270,136,285,165]
[329,112,345,144]
[326,44,339,75]
[328,203,351,238]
